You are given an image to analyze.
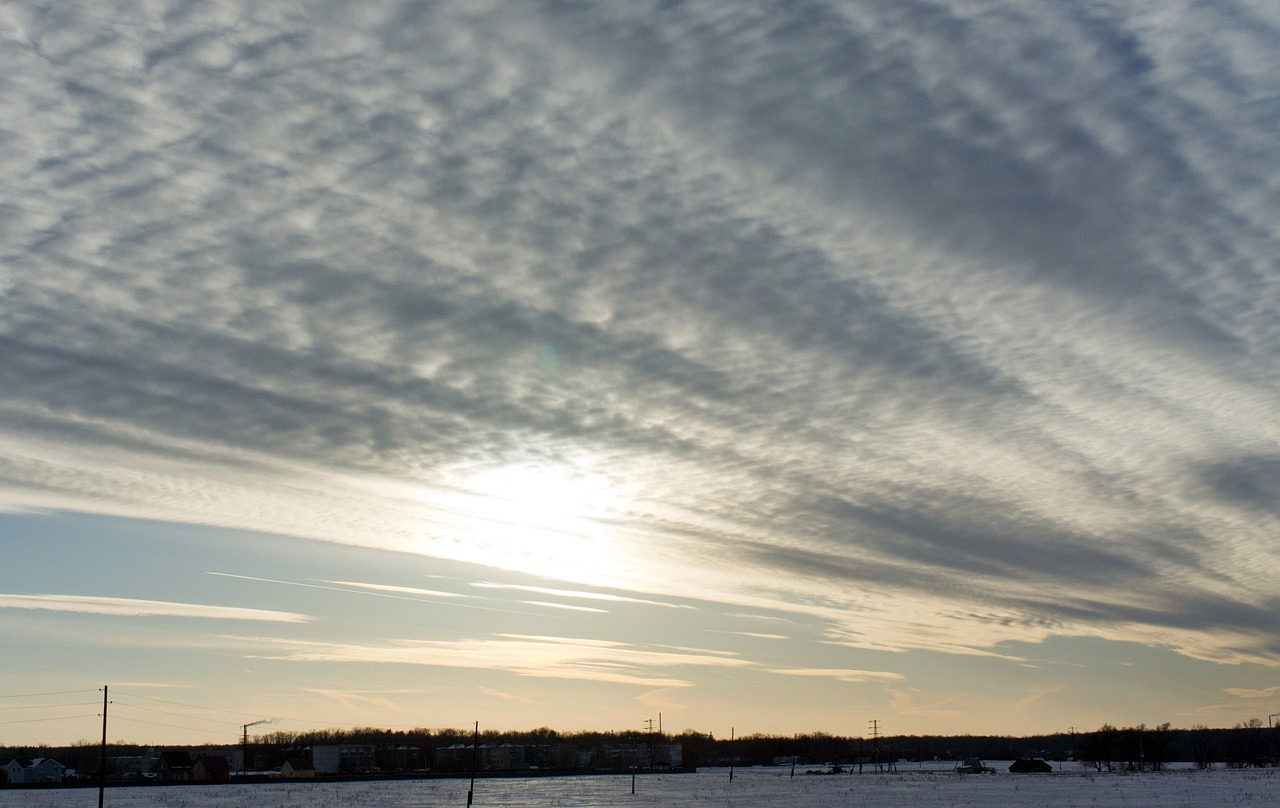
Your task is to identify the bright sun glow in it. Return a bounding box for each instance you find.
[433,462,629,585]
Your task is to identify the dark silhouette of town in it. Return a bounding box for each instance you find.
[4,721,1278,786]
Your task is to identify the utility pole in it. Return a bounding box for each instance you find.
[729,727,735,782]
[644,717,657,768]
[98,685,108,808]
[467,720,479,807]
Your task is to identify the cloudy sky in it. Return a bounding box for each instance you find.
[3,0,1279,745]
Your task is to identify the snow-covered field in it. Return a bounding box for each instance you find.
[3,765,1276,807]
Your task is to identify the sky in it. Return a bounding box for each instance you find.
[2,0,1279,747]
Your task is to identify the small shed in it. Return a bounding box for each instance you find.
[1009,757,1053,773]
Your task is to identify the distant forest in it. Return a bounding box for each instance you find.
[6,721,1280,777]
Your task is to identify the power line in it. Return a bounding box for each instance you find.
[109,691,390,730]
[0,689,104,735]
[0,714,97,726]
[0,701,99,711]
[111,715,243,736]
[110,691,264,718]
[0,689,97,700]
[2,685,465,744]
[110,698,244,727]
[112,689,459,733]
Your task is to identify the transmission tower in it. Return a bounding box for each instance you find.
[868,719,881,773]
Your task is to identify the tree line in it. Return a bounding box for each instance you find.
[1076,721,1278,771]
[5,720,1278,777]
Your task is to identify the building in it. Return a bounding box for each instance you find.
[192,755,231,781]
[595,742,683,770]
[434,743,528,772]
[156,750,195,782]
[526,743,581,770]
[312,744,376,775]
[279,755,316,778]
[107,750,157,779]
[375,745,422,772]
[3,757,65,784]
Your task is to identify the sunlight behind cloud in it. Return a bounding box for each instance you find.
[425,462,633,585]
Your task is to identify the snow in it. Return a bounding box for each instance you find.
[2,765,1276,807]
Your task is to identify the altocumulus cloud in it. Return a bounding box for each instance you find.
[1,1,1279,666]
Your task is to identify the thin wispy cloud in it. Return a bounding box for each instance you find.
[304,688,401,711]
[520,601,609,614]
[726,613,794,624]
[770,668,904,684]
[887,689,971,719]
[208,572,517,614]
[322,580,473,600]
[1223,686,1280,700]
[470,582,693,609]
[477,686,542,706]
[255,633,754,689]
[711,630,790,640]
[0,594,309,623]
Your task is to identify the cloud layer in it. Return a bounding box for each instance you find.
[1,1,1279,669]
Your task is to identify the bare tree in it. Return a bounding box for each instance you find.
[1145,723,1173,771]
[1188,724,1215,770]
[1224,720,1266,769]
[1116,724,1146,772]
[1078,724,1117,772]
